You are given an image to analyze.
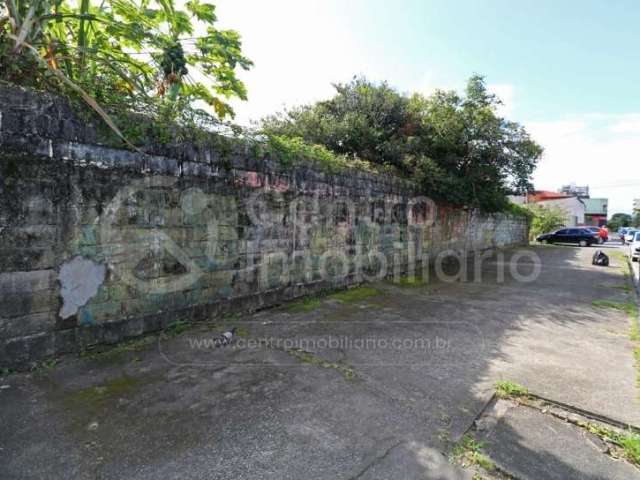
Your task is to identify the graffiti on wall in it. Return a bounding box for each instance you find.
[64,173,527,326]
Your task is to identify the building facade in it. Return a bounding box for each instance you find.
[583,198,608,227]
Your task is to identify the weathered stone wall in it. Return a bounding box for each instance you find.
[0,85,528,367]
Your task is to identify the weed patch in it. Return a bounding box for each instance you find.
[287,297,322,313]
[452,435,495,472]
[162,319,192,338]
[576,420,640,466]
[592,299,638,316]
[329,286,381,303]
[620,433,640,465]
[495,380,529,399]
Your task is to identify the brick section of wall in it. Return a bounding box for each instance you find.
[0,85,529,367]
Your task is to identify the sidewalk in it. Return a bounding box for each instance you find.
[0,245,638,479]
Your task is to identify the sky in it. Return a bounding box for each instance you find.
[212,0,640,214]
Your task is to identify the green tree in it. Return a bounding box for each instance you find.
[608,213,632,231]
[0,0,252,122]
[261,77,417,171]
[261,75,542,211]
[408,76,542,210]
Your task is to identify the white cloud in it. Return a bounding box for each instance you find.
[608,114,640,134]
[527,116,640,214]
[212,0,377,125]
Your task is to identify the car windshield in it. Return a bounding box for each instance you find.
[635,232,640,241]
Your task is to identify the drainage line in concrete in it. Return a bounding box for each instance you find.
[525,392,640,434]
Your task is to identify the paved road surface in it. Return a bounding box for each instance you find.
[0,244,638,479]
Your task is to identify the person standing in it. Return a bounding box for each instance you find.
[598,225,608,244]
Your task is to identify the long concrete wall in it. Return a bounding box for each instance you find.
[0,85,528,367]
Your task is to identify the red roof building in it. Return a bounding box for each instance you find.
[526,191,571,202]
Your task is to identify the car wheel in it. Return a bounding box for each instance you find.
[579,240,588,247]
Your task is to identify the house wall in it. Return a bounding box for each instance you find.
[584,215,607,227]
[536,197,585,226]
[0,85,529,367]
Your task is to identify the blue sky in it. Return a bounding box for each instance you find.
[213,0,640,213]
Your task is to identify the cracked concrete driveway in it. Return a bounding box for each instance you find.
[0,244,638,479]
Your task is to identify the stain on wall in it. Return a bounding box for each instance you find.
[58,256,106,320]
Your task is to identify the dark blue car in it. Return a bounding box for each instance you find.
[536,228,600,247]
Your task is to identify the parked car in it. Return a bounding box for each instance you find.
[585,226,607,243]
[629,231,640,262]
[624,229,638,245]
[536,228,600,247]
[620,227,630,243]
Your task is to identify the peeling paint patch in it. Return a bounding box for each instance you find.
[58,256,106,319]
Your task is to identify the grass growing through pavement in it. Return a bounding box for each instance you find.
[162,319,192,337]
[591,299,638,317]
[494,377,640,466]
[285,285,382,313]
[452,435,496,472]
[577,420,640,466]
[329,286,381,303]
[287,297,322,313]
[495,380,529,399]
[621,433,640,465]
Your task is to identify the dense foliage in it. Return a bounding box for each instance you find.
[1,4,542,212]
[526,204,568,240]
[0,0,252,126]
[608,213,632,231]
[261,76,543,211]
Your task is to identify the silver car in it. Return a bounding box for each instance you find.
[624,229,638,245]
[629,231,640,262]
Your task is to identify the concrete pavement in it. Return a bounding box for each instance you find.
[0,244,638,479]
